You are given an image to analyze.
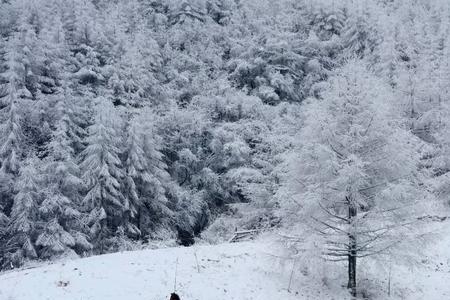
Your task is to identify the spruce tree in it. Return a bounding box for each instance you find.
[39,89,90,258]
[0,32,28,229]
[123,108,171,238]
[5,156,41,268]
[79,97,125,252]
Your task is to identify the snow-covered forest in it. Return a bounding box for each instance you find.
[1,0,450,298]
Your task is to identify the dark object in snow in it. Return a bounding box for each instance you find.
[56,280,70,287]
[176,226,195,247]
[170,292,181,300]
[229,229,259,243]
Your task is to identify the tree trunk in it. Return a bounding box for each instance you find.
[348,203,357,298]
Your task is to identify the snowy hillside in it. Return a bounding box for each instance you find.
[0,241,302,300]
[2,0,450,298]
[2,234,450,300]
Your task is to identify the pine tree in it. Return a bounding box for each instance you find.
[122,113,147,238]
[0,34,27,176]
[38,88,90,258]
[59,0,106,91]
[108,28,163,107]
[79,97,125,252]
[0,32,28,229]
[375,15,400,87]
[206,0,234,25]
[123,108,172,238]
[4,156,41,268]
[36,203,76,259]
[48,88,86,169]
[341,6,379,58]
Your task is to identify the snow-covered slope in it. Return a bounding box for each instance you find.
[0,241,302,300]
[1,236,450,300]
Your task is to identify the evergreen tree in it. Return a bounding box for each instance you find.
[124,108,172,238]
[0,32,28,227]
[108,28,163,107]
[38,89,90,258]
[0,34,27,176]
[341,6,380,58]
[79,97,125,252]
[4,156,41,268]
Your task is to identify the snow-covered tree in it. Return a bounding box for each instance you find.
[4,156,41,268]
[279,61,432,297]
[341,6,380,58]
[0,32,29,230]
[79,97,125,252]
[36,211,76,259]
[108,28,163,107]
[123,108,171,238]
[0,34,27,177]
[38,89,89,258]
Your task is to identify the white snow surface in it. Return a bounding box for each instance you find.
[1,234,450,300]
[0,241,302,300]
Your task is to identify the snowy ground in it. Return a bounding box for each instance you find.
[390,222,450,300]
[0,241,304,300]
[1,232,450,300]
